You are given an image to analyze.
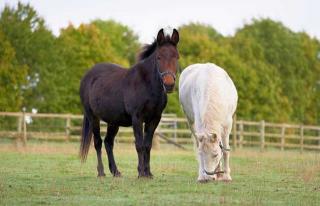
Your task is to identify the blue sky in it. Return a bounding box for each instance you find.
[1,0,319,43]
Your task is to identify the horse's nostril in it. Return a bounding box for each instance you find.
[165,84,175,93]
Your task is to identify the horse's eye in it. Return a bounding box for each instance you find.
[157,56,161,60]
[211,153,218,158]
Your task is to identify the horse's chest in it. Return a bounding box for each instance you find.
[145,100,164,112]
[143,97,166,117]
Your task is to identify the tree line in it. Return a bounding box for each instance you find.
[0,3,319,124]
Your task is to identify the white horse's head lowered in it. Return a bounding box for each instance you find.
[196,132,222,178]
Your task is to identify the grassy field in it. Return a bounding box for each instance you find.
[0,140,319,206]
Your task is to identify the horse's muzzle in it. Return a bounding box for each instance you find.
[164,84,175,93]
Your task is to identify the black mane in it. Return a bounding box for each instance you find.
[137,35,173,61]
[137,40,157,61]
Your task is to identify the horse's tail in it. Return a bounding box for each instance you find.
[79,115,93,162]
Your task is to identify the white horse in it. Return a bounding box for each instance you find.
[179,63,238,182]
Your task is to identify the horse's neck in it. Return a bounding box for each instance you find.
[138,54,164,92]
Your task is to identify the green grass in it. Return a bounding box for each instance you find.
[0,141,319,206]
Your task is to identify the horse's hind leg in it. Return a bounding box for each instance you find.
[92,118,105,177]
[104,124,121,177]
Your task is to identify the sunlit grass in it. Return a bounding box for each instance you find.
[0,141,319,205]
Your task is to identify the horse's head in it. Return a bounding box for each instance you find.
[196,133,223,178]
[155,28,179,93]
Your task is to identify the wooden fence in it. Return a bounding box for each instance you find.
[0,112,320,151]
[232,120,320,151]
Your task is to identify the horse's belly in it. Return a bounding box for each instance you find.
[91,99,132,126]
[100,111,132,126]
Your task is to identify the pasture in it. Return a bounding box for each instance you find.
[0,140,319,206]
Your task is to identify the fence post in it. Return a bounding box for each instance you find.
[16,114,22,146]
[65,115,71,141]
[280,124,286,151]
[22,112,27,146]
[260,120,265,152]
[17,115,22,133]
[318,130,320,148]
[239,120,243,149]
[300,125,304,153]
[174,118,177,143]
[232,115,237,150]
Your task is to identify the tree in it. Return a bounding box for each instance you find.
[234,19,320,123]
[92,20,140,65]
[0,29,27,111]
[0,2,64,112]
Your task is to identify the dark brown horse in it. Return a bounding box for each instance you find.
[79,28,179,178]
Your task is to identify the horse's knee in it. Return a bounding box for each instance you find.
[223,150,230,157]
[135,144,144,153]
[145,145,152,152]
[104,137,113,148]
[144,138,152,151]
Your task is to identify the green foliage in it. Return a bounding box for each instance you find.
[231,19,320,123]
[0,30,27,111]
[0,2,65,112]
[0,3,319,124]
[92,19,140,65]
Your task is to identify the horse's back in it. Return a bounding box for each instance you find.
[80,63,126,102]
[81,63,127,83]
[179,63,237,129]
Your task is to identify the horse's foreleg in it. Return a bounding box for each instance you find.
[143,116,161,178]
[132,116,144,177]
[104,124,121,177]
[220,123,232,182]
[92,119,105,177]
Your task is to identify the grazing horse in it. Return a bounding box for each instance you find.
[179,63,237,182]
[79,28,180,178]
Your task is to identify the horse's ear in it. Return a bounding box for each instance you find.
[157,28,165,45]
[171,28,179,45]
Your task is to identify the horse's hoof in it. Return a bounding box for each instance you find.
[113,171,121,177]
[145,171,153,179]
[138,173,153,179]
[145,174,153,179]
[97,173,106,177]
[223,177,232,182]
[217,175,232,182]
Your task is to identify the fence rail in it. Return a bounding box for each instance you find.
[0,112,320,151]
